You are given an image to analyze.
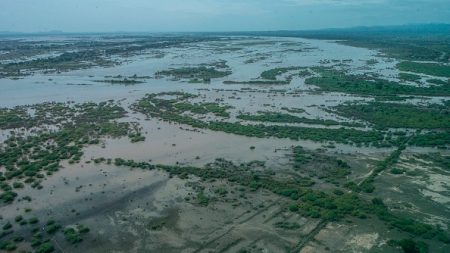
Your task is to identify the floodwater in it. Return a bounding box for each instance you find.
[0,35,439,164]
[3,34,448,161]
[0,37,397,107]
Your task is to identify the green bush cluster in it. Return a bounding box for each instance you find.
[260,66,304,80]
[155,66,231,81]
[63,224,90,244]
[273,221,301,230]
[399,73,421,82]
[94,78,144,85]
[305,67,450,96]
[175,102,232,117]
[332,101,450,130]
[397,61,450,78]
[292,146,351,185]
[0,216,72,253]
[410,131,450,148]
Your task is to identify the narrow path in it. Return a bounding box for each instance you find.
[358,167,375,186]
[192,198,281,253]
[357,137,410,191]
[289,220,328,253]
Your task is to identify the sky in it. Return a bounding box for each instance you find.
[1,0,450,33]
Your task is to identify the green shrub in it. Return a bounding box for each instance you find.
[36,242,54,253]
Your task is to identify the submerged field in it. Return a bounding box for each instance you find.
[0,34,449,253]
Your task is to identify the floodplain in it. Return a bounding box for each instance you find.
[0,32,449,253]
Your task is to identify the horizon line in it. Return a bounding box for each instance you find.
[1,22,450,36]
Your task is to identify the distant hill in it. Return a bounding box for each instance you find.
[314,23,450,35]
[0,31,24,35]
[2,23,450,38]
[210,23,450,39]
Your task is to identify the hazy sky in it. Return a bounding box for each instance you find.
[1,0,450,32]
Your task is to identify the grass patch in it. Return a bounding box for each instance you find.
[399,72,421,82]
